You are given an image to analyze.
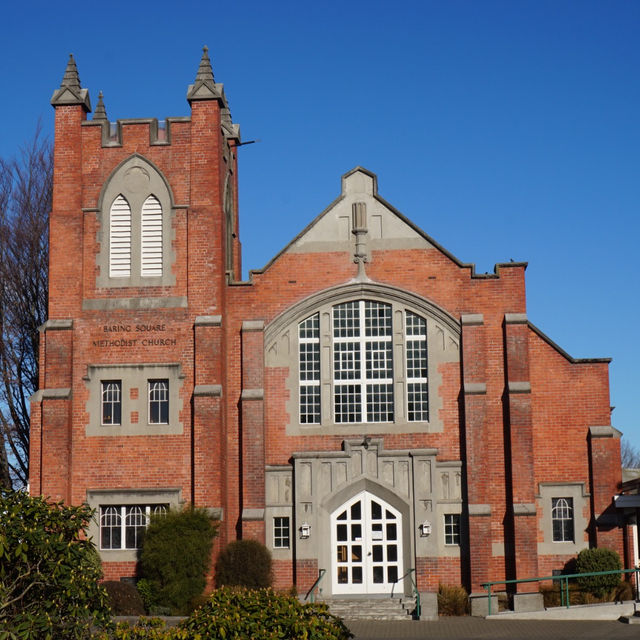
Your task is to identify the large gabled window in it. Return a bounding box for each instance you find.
[298,300,429,425]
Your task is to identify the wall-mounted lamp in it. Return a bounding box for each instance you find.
[299,522,311,539]
[363,435,371,450]
[419,521,431,537]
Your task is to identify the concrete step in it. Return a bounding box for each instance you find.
[320,596,417,620]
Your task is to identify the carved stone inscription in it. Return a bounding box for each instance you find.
[92,323,177,348]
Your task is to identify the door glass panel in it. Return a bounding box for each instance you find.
[332,491,403,594]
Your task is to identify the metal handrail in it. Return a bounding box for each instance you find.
[305,568,326,603]
[481,567,640,616]
[391,567,421,619]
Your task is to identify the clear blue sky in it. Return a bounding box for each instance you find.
[1,1,638,447]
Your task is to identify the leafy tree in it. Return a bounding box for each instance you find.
[0,489,111,638]
[215,539,273,588]
[0,131,51,488]
[139,507,218,614]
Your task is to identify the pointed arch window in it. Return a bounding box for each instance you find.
[99,156,175,289]
[141,195,163,277]
[109,195,131,277]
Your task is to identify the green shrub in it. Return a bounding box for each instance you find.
[437,583,469,616]
[214,539,272,588]
[139,507,217,615]
[576,547,622,598]
[95,617,190,639]
[181,587,353,639]
[0,489,111,639]
[103,580,146,616]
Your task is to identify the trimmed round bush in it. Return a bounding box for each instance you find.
[181,587,353,639]
[103,580,146,616]
[215,539,272,588]
[576,547,622,598]
[139,507,218,615]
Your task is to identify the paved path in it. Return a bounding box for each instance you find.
[346,618,638,639]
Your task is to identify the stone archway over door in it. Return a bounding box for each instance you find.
[330,490,403,594]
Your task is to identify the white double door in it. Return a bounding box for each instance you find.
[330,491,403,594]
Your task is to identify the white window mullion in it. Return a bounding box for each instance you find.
[358,301,368,422]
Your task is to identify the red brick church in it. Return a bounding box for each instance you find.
[30,49,626,616]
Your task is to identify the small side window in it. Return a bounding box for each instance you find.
[444,514,460,546]
[101,381,122,425]
[552,497,574,542]
[148,379,169,424]
[274,516,290,549]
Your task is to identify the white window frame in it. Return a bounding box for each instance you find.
[333,300,394,424]
[405,311,429,421]
[297,300,429,425]
[99,504,167,550]
[299,314,320,424]
[273,516,290,549]
[148,379,169,425]
[444,513,461,546]
[101,380,122,426]
[551,497,574,543]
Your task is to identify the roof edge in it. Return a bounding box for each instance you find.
[528,321,612,364]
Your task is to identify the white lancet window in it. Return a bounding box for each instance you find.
[109,195,131,277]
[299,314,320,423]
[141,195,163,277]
[406,312,429,421]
